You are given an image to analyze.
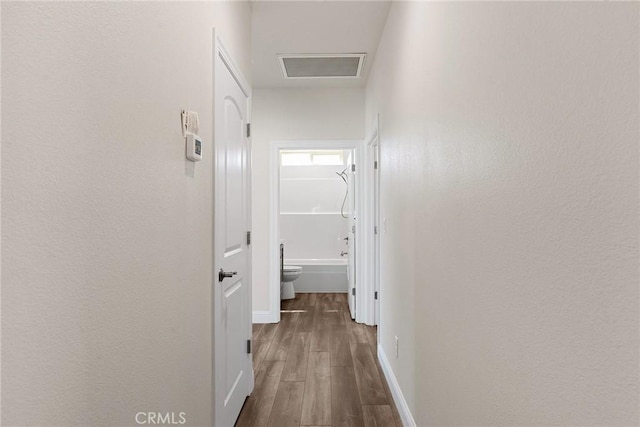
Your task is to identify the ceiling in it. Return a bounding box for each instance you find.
[251,1,391,89]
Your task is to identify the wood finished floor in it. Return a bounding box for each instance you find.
[236,293,402,427]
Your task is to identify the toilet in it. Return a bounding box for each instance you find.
[281,265,302,300]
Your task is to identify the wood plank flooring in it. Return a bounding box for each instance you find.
[236,293,402,427]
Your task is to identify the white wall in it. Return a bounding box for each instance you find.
[280,163,349,214]
[251,88,364,313]
[1,2,251,425]
[280,162,349,262]
[280,214,348,262]
[367,2,639,426]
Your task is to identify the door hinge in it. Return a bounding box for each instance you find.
[374,160,378,169]
[246,123,251,138]
[352,288,356,296]
[351,164,356,172]
[375,291,378,300]
[352,225,356,234]
[374,225,378,235]
[246,231,251,245]
[247,339,252,354]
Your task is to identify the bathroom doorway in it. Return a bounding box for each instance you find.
[270,140,363,321]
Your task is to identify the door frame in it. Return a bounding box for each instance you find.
[268,139,364,323]
[361,114,380,326]
[212,31,253,425]
[366,124,380,326]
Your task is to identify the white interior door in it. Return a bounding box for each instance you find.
[347,151,356,319]
[373,141,380,326]
[214,43,252,427]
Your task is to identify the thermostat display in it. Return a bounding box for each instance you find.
[186,134,202,162]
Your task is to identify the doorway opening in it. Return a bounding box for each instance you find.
[269,140,363,322]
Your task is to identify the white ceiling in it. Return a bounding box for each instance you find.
[251,1,391,88]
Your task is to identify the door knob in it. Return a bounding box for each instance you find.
[218,269,238,282]
[341,251,348,257]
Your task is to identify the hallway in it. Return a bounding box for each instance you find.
[3,1,638,425]
[236,293,401,427]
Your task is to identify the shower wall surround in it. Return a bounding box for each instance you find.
[280,163,349,262]
[280,162,349,292]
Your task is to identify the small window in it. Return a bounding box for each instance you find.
[311,153,343,165]
[281,150,344,166]
[281,152,312,166]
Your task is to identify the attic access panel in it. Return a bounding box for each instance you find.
[278,54,366,79]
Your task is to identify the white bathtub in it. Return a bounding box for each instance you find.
[285,259,348,293]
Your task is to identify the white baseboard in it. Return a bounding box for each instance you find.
[378,344,417,427]
[252,310,275,324]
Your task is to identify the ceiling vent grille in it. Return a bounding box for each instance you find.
[278,54,366,79]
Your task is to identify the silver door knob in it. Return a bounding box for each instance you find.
[218,269,238,282]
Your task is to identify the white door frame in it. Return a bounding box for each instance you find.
[361,114,379,326]
[268,139,365,323]
[366,124,380,326]
[212,31,253,425]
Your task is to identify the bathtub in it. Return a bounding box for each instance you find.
[284,259,348,293]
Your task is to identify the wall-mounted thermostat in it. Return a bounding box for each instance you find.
[186,133,202,162]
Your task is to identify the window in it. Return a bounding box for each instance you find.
[281,150,344,166]
[312,153,343,165]
[281,152,312,166]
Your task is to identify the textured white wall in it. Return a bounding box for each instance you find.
[251,88,364,313]
[366,2,639,425]
[1,2,251,425]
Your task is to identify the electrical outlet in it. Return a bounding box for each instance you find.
[395,336,399,358]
